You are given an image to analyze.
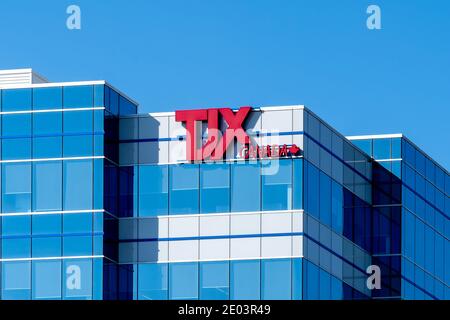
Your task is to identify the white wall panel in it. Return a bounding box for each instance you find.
[261,212,292,234]
[200,215,229,236]
[169,240,199,262]
[199,239,230,260]
[230,238,260,259]
[230,213,260,235]
[169,216,199,238]
[261,236,291,258]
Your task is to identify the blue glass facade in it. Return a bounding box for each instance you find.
[0,74,448,300]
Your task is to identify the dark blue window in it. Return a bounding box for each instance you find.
[319,171,331,227]
[305,161,320,219]
[293,159,303,209]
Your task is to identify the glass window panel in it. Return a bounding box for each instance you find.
[94,109,104,132]
[2,138,31,160]
[32,238,62,257]
[319,171,332,227]
[63,160,93,210]
[2,163,31,212]
[33,112,62,135]
[32,260,62,299]
[33,87,62,110]
[425,160,436,185]
[306,162,320,219]
[169,165,199,214]
[373,139,391,159]
[200,261,229,300]
[200,163,230,213]
[262,160,292,211]
[231,163,260,212]
[402,140,415,168]
[391,138,401,159]
[139,165,168,216]
[63,236,92,256]
[32,214,62,235]
[33,137,62,158]
[169,262,198,300]
[2,261,31,300]
[2,215,31,236]
[63,135,93,157]
[230,260,260,300]
[63,86,93,109]
[305,261,319,300]
[108,88,119,115]
[292,258,303,300]
[138,263,168,300]
[33,161,62,211]
[2,114,31,137]
[64,110,93,133]
[94,85,104,108]
[2,88,32,112]
[63,213,93,234]
[63,259,93,300]
[352,139,372,156]
[415,151,426,176]
[262,259,291,300]
[293,159,303,209]
[2,238,31,258]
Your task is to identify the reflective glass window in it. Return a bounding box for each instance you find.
[33,161,62,211]
[2,238,31,258]
[63,160,93,210]
[138,263,168,300]
[2,163,31,212]
[293,159,303,209]
[32,260,62,299]
[63,86,93,109]
[305,161,320,219]
[64,110,93,133]
[261,259,291,300]
[262,160,292,211]
[292,258,303,300]
[169,262,198,300]
[230,260,260,299]
[139,165,168,216]
[2,138,31,160]
[2,88,32,112]
[32,238,62,257]
[331,180,343,233]
[200,164,230,213]
[2,215,31,236]
[319,171,332,227]
[169,165,199,214]
[63,213,93,234]
[1,261,31,300]
[33,87,62,110]
[391,138,401,159]
[200,261,229,300]
[2,114,31,137]
[231,163,260,212]
[33,112,63,136]
[94,85,104,108]
[63,236,92,256]
[33,137,62,158]
[63,259,93,300]
[63,135,93,157]
[373,139,391,159]
[32,214,62,235]
[352,139,372,156]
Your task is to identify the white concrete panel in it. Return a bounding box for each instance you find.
[293,109,304,132]
[119,242,138,263]
[138,217,168,239]
[292,212,303,233]
[169,216,199,238]
[292,235,304,257]
[138,241,168,263]
[230,213,260,235]
[292,134,304,151]
[139,116,169,139]
[261,212,292,234]
[119,117,139,140]
[230,238,260,259]
[169,140,186,163]
[261,236,292,258]
[169,240,199,262]
[261,109,293,133]
[168,115,185,138]
[119,143,138,165]
[199,239,230,260]
[139,141,169,164]
[199,215,229,236]
[259,134,293,146]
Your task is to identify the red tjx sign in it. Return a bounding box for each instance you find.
[175,106,302,161]
[175,107,252,161]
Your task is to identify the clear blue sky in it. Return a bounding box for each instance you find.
[0,0,448,169]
